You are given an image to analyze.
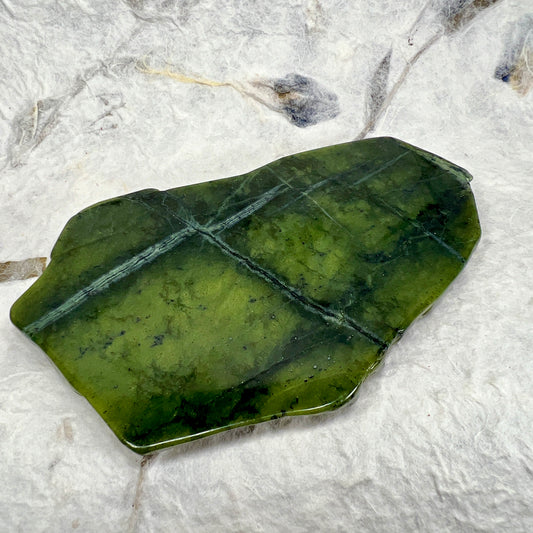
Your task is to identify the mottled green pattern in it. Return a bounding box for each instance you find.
[10,137,481,453]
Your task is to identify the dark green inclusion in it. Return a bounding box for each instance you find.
[10,137,481,453]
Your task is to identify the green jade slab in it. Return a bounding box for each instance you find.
[11,137,481,453]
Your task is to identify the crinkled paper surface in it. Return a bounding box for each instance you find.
[1,1,532,531]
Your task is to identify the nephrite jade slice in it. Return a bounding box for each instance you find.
[11,137,481,453]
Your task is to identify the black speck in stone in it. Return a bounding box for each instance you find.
[151,335,165,347]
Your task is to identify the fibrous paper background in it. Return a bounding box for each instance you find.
[1,1,532,531]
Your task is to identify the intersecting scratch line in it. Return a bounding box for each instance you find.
[265,150,409,218]
[23,152,409,340]
[174,216,387,348]
[23,183,288,336]
[272,171,355,237]
[206,173,256,226]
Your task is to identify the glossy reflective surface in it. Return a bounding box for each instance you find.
[11,137,481,453]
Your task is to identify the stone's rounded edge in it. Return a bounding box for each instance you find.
[121,396,351,454]
[9,297,21,330]
[122,345,390,455]
[9,286,41,334]
[461,205,482,262]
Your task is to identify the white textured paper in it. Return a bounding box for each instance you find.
[1,1,532,531]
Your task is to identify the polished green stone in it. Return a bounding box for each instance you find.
[10,137,481,453]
